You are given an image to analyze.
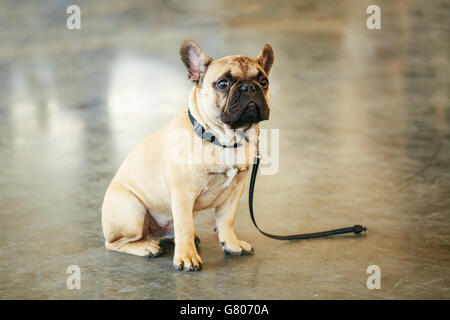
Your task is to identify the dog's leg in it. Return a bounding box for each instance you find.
[171,187,202,271]
[102,182,163,257]
[215,174,254,255]
[161,233,201,249]
[105,238,162,257]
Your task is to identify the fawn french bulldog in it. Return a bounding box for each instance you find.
[102,40,274,271]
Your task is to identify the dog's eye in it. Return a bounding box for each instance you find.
[259,78,269,87]
[217,79,229,90]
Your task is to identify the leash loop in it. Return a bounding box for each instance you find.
[248,153,367,240]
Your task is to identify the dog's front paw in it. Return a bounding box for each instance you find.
[173,245,203,271]
[221,240,254,256]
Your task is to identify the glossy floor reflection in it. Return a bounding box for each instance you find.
[0,0,449,299]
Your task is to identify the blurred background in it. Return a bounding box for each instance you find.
[0,0,448,299]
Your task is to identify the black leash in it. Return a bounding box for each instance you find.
[249,152,367,240]
[188,108,367,240]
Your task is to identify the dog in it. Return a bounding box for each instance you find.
[102,40,274,271]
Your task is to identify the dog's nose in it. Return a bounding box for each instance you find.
[240,83,256,92]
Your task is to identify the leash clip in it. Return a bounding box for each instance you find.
[254,142,262,160]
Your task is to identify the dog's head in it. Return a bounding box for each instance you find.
[180,40,274,129]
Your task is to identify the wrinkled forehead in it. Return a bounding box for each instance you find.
[206,55,265,81]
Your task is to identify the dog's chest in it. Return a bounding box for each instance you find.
[207,164,246,189]
[222,166,238,187]
[194,164,247,210]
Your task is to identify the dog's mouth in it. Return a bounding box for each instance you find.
[248,101,258,112]
[220,85,270,129]
[240,101,261,122]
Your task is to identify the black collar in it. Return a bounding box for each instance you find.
[188,108,242,148]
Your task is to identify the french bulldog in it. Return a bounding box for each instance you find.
[102,40,274,271]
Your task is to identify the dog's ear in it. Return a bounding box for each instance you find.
[256,44,274,75]
[180,40,212,83]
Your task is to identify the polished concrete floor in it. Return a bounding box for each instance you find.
[0,0,449,299]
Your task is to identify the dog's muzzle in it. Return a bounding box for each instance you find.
[220,81,270,129]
